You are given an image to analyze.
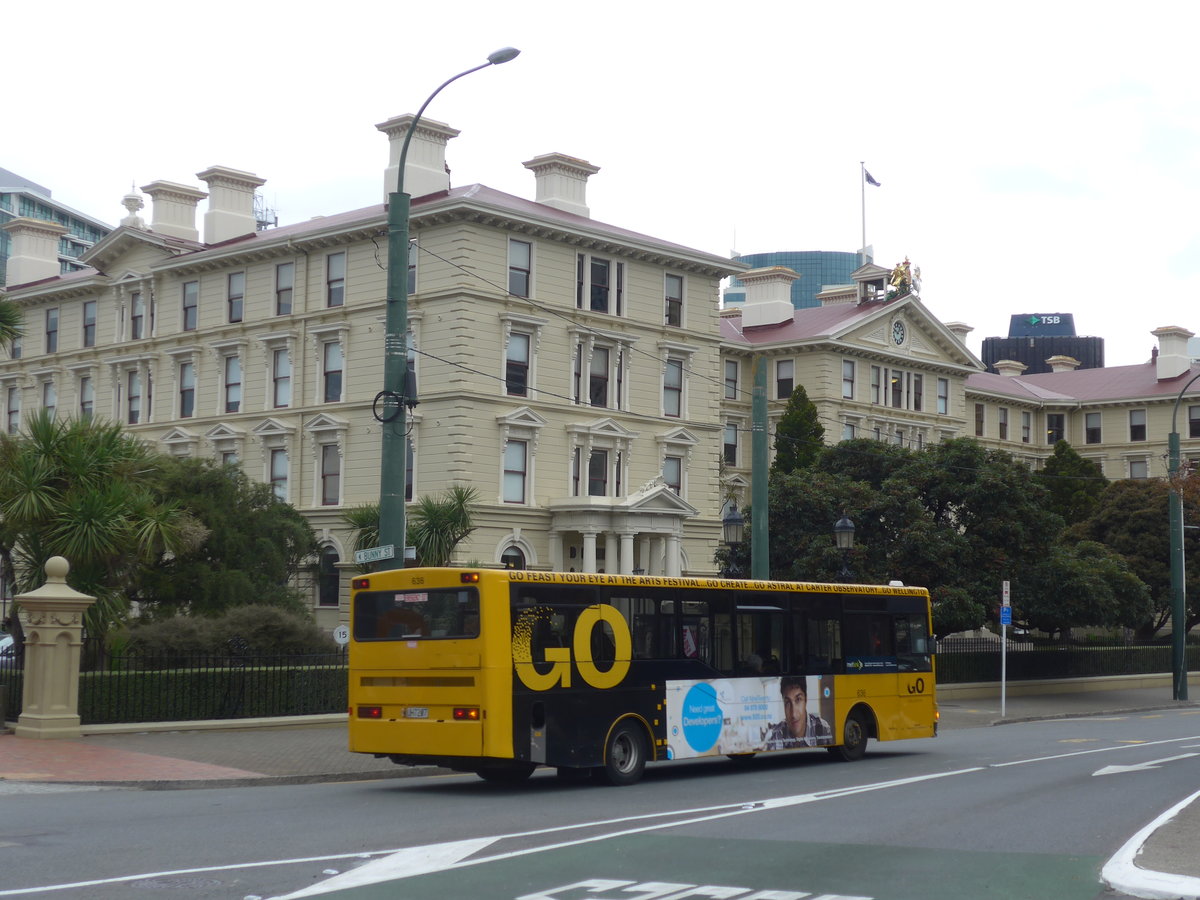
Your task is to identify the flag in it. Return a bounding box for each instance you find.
[864,168,881,187]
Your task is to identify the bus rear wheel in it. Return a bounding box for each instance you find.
[476,762,536,784]
[829,709,869,762]
[595,721,647,786]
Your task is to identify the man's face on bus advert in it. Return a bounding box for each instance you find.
[782,680,808,739]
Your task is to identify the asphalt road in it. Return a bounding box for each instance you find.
[1,708,1198,900]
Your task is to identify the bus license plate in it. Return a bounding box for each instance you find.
[404,707,429,719]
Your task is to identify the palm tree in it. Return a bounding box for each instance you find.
[0,411,190,639]
[0,298,23,349]
[340,486,478,569]
[409,485,479,567]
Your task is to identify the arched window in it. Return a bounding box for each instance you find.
[501,547,526,570]
[318,546,340,607]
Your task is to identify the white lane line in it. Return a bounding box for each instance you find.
[1102,787,1200,900]
[270,768,984,898]
[991,734,1200,767]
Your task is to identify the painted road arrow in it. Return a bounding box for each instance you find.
[1092,752,1198,776]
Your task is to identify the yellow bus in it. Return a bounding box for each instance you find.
[348,568,937,785]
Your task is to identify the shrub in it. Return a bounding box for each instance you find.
[128,605,336,656]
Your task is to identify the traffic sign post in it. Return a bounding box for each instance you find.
[354,544,396,565]
[1001,580,1010,718]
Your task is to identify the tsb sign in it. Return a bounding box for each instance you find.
[513,605,632,691]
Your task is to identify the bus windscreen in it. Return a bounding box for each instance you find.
[353,588,480,641]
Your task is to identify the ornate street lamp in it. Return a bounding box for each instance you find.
[721,504,745,579]
[376,48,520,571]
[834,513,855,582]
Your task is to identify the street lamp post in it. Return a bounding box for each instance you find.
[721,504,745,579]
[1168,371,1200,700]
[834,514,855,583]
[375,47,520,572]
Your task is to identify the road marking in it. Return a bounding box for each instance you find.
[991,734,1200,767]
[1092,752,1199,777]
[270,769,982,898]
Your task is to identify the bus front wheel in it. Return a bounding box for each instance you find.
[829,709,870,762]
[477,762,536,784]
[595,721,647,786]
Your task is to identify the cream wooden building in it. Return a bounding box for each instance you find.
[719,264,1200,508]
[0,118,742,628]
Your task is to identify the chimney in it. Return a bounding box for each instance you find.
[522,153,600,217]
[993,359,1028,377]
[376,115,460,201]
[1152,326,1195,381]
[196,166,266,244]
[141,180,207,242]
[738,266,798,328]
[1,217,68,286]
[1046,355,1080,373]
[944,321,974,343]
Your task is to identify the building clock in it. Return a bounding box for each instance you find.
[892,319,906,346]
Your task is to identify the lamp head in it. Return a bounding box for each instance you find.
[833,514,855,551]
[722,504,745,547]
[488,47,521,65]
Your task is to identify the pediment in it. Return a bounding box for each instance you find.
[251,417,296,436]
[657,427,700,447]
[304,413,347,432]
[833,295,983,370]
[622,482,699,516]
[82,225,200,273]
[496,406,548,428]
[566,416,639,440]
[204,422,245,440]
[159,426,198,444]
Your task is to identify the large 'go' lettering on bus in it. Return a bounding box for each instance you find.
[512,605,631,691]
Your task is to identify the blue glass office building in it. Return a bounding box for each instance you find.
[723,250,862,309]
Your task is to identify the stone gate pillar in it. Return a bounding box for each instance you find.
[13,557,96,740]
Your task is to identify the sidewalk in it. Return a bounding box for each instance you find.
[2,680,1199,898]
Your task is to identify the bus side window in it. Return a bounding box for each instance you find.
[712,613,735,674]
[680,600,709,663]
[806,616,840,674]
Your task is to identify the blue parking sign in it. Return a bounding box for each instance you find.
[1000,606,1012,626]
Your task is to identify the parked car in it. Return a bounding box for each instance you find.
[0,633,14,657]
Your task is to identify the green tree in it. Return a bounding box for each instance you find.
[765,438,1068,636]
[1035,440,1107,526]
[1070,478,1200,633]
[771,384,825,474]
[129,457,318,618]
[1018,541,1151,638]
[0,412,188,637]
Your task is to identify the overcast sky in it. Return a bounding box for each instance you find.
[8,1,1197,367]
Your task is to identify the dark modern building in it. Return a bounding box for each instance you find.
[981,313,1105,374]
[723,250,862,309]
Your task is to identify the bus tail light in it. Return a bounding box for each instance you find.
[358,706,383,719]
[352,577,371,590]
[460,572,480,584]
[453,707,480,721]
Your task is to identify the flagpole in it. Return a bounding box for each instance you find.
[860,161,867,264]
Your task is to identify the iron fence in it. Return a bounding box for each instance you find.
[935,637,1200,683]
[77,646,348,725]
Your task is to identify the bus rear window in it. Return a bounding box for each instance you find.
[354,588,480,641]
